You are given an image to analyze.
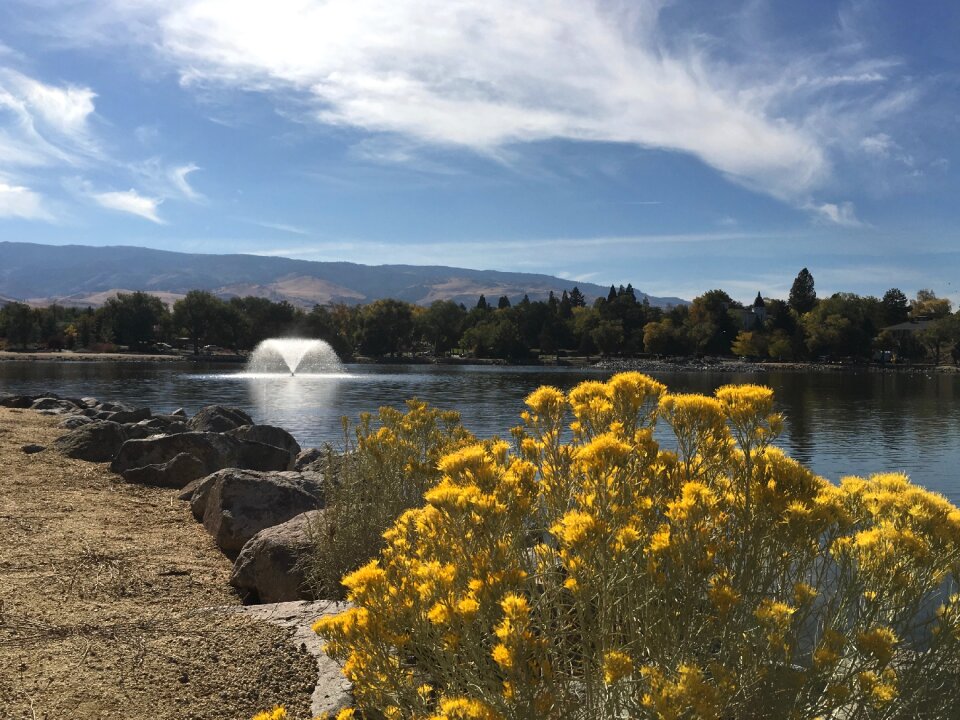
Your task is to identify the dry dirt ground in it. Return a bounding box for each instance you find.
[0,407,318,720]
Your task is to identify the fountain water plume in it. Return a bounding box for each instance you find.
[246,338,343,375]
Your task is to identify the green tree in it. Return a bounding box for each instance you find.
[0,302,37,349]
[359,299,414,358]
[173,290,225,354]
[98,291,169,347]
[416,300,466,356]
[880,288,909,326]
[911,289,952,319]
[687,289,739,355]
[591,319,624,356]
[788,268,817,314]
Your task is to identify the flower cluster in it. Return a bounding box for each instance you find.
[311,373,960,719]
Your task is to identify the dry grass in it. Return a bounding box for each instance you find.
[0,407,317,720]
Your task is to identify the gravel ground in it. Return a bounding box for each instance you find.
[0,408,317,720]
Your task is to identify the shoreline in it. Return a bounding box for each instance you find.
[2,349,959,375]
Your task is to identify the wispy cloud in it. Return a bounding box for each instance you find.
[169,163,202,201]
[31,0,924,218]
[0,180,53,221]
[245,219,310,235]
[809,201,863,228]
[91,188,164,223]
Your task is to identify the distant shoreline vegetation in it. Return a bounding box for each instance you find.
[1,269,957,366]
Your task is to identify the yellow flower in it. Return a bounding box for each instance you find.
[856,626,897,665]
[251,707,286,720]
[602,650,634,684]
[492,643,513,669]
[755,599,795,628]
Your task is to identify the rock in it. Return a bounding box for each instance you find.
[108,407,152,424]
[188,473,220,520]
[59,415,94,430]
[0,395,35,408]
[177,476,205,502]
[227,425,301,459]
[230,510,324,603]
[111,431,293,487]
[294,447,325,471]
[52,421,128,462]
[80,397,100,408]
[98,401,133,413]
[111,432,242,478]
[197,469,325,553]
[187,405,254,433]
[21,444,45,454]
[171,408,187,417]
[135,417,188,435]
[237,439,297,472]
[30,397,79,413]
[121,452,210,488]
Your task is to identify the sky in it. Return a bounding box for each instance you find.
[0,0,958,304]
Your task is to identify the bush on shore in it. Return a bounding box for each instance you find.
[304,400,475,601]
[312,372,960,719]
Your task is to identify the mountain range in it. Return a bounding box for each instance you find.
[0,241,686,309]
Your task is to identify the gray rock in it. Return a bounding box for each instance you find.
[0,395,34,409]
[108,407,152,424]
[198,469,325,553]
[177,476,205,502]
[188,473,220,519]
[52,421,128,462]
[227,424,301,459]
[230,510,324,603]
[111,432,242,477]
[237,438,297,472]
[121,452,210,488]
[294,447,325,471]
[21,444,45,454]
[171,407,187,417]
[187,405,254,433]
[59,415,94,430]
[98,401,133,413]
[30,397,79,413]
[80,397,100,408]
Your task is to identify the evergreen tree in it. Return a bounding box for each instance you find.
[788,268,817,314]
[476,295,489,311]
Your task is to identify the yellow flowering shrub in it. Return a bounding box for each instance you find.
[314,372,960,719]
[304,399,474,599]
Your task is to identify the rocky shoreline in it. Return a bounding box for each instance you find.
[1,392,351,718]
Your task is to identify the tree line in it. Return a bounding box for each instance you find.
[1,269,958,363]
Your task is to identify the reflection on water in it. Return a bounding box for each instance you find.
[1,361,958,504]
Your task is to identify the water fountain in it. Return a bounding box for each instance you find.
[246,338,343,375]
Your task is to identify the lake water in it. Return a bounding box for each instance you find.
[2,361,958,504]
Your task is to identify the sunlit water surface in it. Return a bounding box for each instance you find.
[2,361,958,504]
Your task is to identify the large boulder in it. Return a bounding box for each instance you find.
[106,407,152,424]
[294,447,325,471]
[31,397,80,413]
[230,510,324,603]
[59,415,94,430]
[1,395,36,409]
[196,469,325,553]
[120,452,209,488]
[111,432,242,479]
[227,425,301,459]
[112,432,294,487]
[187,405,254,433]
[52,421,128,462]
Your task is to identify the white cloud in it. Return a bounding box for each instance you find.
[91,188,164,223]
[142,0,832,203]
[0,181,52,220]
[810,201,863,228]
[0,68,97,167]
[860,133,895,157]
[169,163,202,200]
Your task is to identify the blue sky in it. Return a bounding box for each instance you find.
[0,0,958,303]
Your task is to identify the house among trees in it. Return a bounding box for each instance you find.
[737,292,767,330]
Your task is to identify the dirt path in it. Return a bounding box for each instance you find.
[0,408,317,720]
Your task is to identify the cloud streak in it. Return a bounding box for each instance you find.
[91,188,164,223]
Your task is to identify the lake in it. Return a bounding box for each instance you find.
[2,360,958,504]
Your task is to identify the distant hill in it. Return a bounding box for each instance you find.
[0,241,688,309]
